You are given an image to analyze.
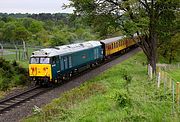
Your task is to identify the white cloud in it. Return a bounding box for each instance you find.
[0,0,74,13]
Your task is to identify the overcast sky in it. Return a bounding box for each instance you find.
[0,0,74,14]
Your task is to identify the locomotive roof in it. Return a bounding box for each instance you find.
[31,41,101,57]
[100,36,126,44]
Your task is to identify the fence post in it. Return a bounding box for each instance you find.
[176,82,179,105]
[14,44,18,60]
[164,72,167,96]
[169,78,172,89]
[161,71,164,82]
[148,64,153,79]
[0,43,3,57]
[172,81,175,114]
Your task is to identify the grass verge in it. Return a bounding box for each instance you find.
[23,52,180,122]
[167,69,180,82]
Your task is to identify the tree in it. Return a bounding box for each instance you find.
[15,26,30,41]
[3,22,16,42]
[67,0,179,73]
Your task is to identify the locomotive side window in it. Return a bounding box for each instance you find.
[52,57,56,64]
[56,56,59,63]
[30,58,39,64]
[40,58,50,64]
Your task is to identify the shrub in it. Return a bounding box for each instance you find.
[0,78,10,91]
[0,58,28,91]
[115,90,132,108]
[12,60,19,67]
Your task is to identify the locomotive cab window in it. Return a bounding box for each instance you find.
[40,57,50,64]
[30,57,50,64]
[30,57,39,64]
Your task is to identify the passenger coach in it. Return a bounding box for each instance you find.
[100,36,137,57]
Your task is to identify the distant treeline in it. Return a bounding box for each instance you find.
[0,13,69,21]
[0,13,97,47]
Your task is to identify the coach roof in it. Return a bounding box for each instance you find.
[100,36,125,44]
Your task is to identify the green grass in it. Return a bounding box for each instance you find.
[23,52,179,122]
[168,69,180,82]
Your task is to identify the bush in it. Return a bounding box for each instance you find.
[115,90,132,108]
[0,58,28,91]
[0,78,10,91]
[12,60,18,67]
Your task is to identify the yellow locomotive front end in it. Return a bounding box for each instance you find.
[29,57,52,85]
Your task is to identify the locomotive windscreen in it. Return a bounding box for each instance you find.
[30,57,50,64]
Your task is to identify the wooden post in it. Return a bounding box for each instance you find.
[176,82,179,105]
[148,64,153,79]
[0,43,3,57]
[148,64,150,76]
[172,81,175,114]
[23,40,27,60]
[164,72,167,96]
[14,44,18,60]
[161,71,164,82]
[169,78,172,89]
[19,49,20,61]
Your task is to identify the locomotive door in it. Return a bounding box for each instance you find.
[56,56,60,73]
[94,48,99,59]
[52,56,58,79]
[63,57,68,70]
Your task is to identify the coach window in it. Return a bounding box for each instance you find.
[109,45,111,49]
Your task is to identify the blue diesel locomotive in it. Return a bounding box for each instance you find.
[29,36,138,85]
[29,41,103,85]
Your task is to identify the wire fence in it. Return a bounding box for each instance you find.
[147,63,180,115]
[0,42,43,61]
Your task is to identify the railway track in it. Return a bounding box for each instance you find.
[0,86,51,114]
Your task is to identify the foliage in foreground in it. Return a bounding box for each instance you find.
[0,58,28,91]
[23,53,179,122]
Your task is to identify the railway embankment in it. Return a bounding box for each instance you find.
[23,52,180,122]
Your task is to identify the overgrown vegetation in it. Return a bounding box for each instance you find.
[23,52,179,122]
[0,58,28,92]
